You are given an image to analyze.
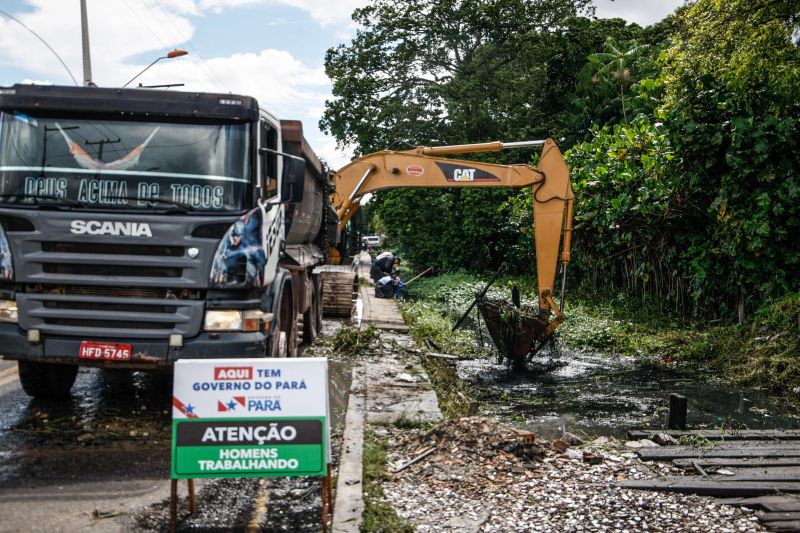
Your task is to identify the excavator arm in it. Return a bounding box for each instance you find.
[332,138,574,334]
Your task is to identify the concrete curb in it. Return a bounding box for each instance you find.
[331,365,366,533]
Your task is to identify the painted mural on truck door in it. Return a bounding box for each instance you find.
[209,201,282,289]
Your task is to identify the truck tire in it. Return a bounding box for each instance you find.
[314,274,323,334]
[18,360,78,399]
[302,277,319,345]
[268,281,297,357]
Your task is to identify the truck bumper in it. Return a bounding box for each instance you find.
[0,323,267,368]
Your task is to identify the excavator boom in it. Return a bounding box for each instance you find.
[332,138,574,335]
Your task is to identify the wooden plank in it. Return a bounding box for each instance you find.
[674,458,800,468]
[758,512,800,523]
[764,520,800,532]
[700,467,800,482]
[717,495,800,512]
[638,446,800,461]
[619,479,800,496]
[628,429,800,441]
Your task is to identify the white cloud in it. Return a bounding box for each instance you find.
[196,0,366,26]
[593,0,684,26]
[20,78,53,85]
[141,48,353,166]
[0,0,192,86]
[0,0,354,166]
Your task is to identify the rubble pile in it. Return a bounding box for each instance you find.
[381,417,764,532]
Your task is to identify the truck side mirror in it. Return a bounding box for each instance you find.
[280,157,306,204]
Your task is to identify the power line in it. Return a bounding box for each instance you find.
[119,0,208,89]
[0,8,79,86]
[149,0,229,92]
[142,0,228,92]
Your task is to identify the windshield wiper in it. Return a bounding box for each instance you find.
[0,193,88,208]
[102,196,197,212]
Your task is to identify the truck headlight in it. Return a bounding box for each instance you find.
[0,300,18,323]
[204,309,263,332]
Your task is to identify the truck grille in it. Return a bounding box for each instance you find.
[21,237,199,287]
[61,286,179,299]
[41,242,185,256]
[17,293,204,339]
[43,264,183,278]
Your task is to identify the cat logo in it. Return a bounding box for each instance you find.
[452,168,477,182]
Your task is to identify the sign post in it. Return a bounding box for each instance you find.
[170,357,331,530]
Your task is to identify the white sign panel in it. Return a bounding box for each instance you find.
[172,357,328,420]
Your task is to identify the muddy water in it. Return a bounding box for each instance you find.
[459,349,800,441]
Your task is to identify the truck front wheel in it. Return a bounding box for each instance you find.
[18,360,78,399]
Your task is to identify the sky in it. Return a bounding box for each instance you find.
[0,0,683,168]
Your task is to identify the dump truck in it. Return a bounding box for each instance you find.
[0,84,338,398]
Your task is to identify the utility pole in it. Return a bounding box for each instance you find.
[80,0,93,86]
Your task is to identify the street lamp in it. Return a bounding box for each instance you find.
[122,49,188,88]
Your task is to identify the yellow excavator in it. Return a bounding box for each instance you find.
[329,139,574,367]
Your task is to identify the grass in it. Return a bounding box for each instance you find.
[330,325,380,356]
[404,271,800,394]
[418,355,478,419]
[361,430,414,533]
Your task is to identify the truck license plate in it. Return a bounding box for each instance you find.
[79,341,132,361]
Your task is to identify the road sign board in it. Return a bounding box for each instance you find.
[171,358,329,479]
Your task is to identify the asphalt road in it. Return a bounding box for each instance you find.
[0,363,186,532]
[0,326,350,532]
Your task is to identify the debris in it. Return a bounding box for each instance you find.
[564,448,582,460]
[76,433,95,444]
[424,352,460,360]
[692,460,708,477]
[382,417,765,532]
[654,432,680,446]
[393,447,438,473]
[561,432,584,446]
[625,439,659,449]
[552,439,569,453]
[396,373,418,383]
[91,510,121,520]
[583,451,603,465]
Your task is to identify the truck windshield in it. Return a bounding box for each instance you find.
[0,112,251,212]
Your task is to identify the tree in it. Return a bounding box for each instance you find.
[587,39,650,123]
[321,0,595,153]
[659,0,800,313]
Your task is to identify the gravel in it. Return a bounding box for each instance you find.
[378,417,764,532]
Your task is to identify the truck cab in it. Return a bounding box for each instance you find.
[0,84,332,398]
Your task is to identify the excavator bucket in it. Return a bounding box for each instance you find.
[476,297,547,371]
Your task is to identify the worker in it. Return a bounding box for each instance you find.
[370,251,400,282]
[375,273,399,298]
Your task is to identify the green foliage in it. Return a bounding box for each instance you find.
[321,0,595,153]
[717,291,800,391]
[408,272,800,392]
[566,117,686,310]
[326,0,800,334]
[400,300,483,357]
[331,325,379,355]
[323,1,644,276]
[586,39,651,124]
[659,0,800,313]
[678,434,715,451]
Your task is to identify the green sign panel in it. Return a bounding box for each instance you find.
[172,417,327,479]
